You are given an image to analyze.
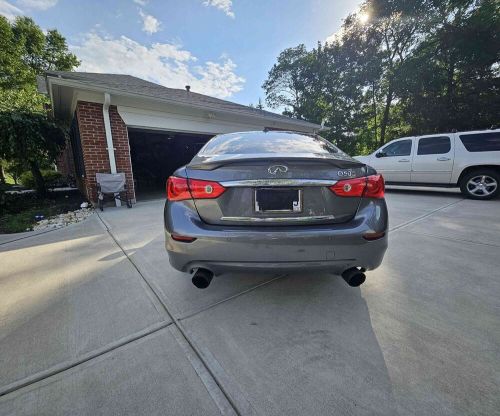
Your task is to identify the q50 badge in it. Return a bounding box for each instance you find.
[337,170,355,177]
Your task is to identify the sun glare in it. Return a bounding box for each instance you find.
[358,11,370,24]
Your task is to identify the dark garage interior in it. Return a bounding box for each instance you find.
[128,128,213,200]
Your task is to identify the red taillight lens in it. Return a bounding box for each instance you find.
[364,175,385,199]
[166,177,226,201]
[188,179,226,199]
[330,177,367,197]
[329,174,385,199]
[167,176,191,201]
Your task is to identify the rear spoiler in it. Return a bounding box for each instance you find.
[188,153,365,171]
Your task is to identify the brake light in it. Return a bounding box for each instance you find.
[188,178,226,199]
[330,177,367,197]
[364,175,385,199]
[167,177,191,201]
[166,176,226,201]
[329,175,385,199]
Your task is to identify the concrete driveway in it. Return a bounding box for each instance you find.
[1,189,499,415]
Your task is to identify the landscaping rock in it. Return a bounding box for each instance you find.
[32,208,93,231]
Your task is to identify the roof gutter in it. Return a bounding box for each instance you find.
[45,76,322,130]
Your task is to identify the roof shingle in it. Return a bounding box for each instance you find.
[45,71,320,129]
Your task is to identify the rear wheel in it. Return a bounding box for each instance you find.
[459,169,499,200]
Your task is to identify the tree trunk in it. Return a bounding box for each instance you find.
[0,160,5,184]
[446,56,455,129]
[29,161,46,198]
[379,84,393,147]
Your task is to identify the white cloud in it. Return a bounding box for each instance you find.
[0,0,23,20]
[72,33,245,98]
[133,0,147,5]
[203,0,234,18]
[17,0,57,10]
[139,8,161,34]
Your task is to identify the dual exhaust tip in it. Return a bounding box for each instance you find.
[191,267,366,289]
[192,268,214,289]
[341,267,366,287]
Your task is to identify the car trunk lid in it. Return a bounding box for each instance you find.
[185,154,367,226]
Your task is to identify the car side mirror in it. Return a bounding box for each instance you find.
[375,152,385,158]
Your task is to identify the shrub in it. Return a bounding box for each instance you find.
[20,170,64,189]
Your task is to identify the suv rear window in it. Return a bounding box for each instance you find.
[199,132,340,155]
[417,136,451,155]
[460,132,500,152]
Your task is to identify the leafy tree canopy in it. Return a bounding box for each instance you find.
[0,15,79,194]
[263,0,499,155]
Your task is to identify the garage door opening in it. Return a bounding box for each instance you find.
[128,129,213,200]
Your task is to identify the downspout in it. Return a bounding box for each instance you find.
[103,93,121,206]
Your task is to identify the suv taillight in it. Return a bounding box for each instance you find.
[167,176,226,201]
[330,175,384,199]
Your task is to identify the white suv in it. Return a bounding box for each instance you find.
[355,129,500,200]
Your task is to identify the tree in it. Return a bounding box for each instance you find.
[7,16,79,88]
[262,0,499,155]
[0,16,79,195]
[400,0,500,133]
[262,45,312,119]
[0,112,66,196]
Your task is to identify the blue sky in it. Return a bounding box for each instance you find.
[1,0,362,110]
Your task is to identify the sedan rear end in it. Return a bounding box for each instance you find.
[164,131,388,288]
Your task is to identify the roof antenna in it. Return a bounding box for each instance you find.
[185,85,191,93]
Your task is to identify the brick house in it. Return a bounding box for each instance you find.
[39,72,321,204]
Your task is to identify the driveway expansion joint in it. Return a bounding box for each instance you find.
[178,273,288,322]
[0,321,171,398]
[389,198,465,233]
[96,212,250,416]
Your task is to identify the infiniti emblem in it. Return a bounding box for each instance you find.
[268,165,288,175]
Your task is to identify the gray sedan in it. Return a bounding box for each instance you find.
[164,131,388,289]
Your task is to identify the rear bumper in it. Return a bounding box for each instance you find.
[164,199,388,275]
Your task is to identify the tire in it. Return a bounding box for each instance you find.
[459,169,500,200]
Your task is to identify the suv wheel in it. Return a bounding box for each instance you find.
[459,169,499,200]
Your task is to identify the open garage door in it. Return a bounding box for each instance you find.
[128,128,213,200]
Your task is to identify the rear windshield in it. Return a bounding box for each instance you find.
[199,132,340,155]
[460,132,500,152]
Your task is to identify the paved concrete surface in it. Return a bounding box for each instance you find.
[0,188,499,415]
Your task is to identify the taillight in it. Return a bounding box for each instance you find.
[364,175,385,199]
[330,177,367,197]
[329,175,385,199]
[167,176,191,201]
[188,179,226,199]
[166,176,226,201]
